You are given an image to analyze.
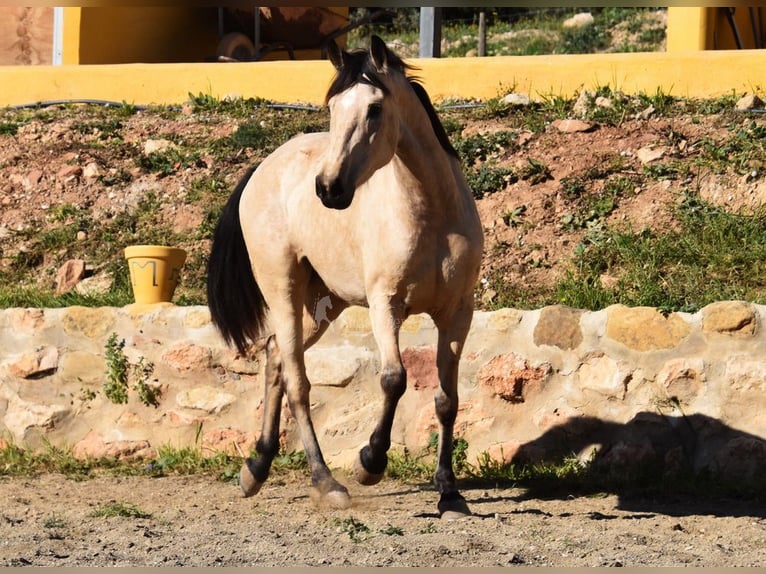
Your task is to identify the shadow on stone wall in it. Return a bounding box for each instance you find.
[494,412,766,517]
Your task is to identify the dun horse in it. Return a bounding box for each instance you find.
[207,36,483,519]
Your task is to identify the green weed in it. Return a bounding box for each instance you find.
[103,333,160,407]
[89,501,152,519]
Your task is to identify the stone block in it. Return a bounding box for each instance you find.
[605,305,691,351]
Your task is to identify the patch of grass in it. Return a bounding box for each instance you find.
[334,516,370,543]
[554,192,766,312]
[518,157,552,184]
[89,501,152,520]
[466,164,516,199]
[0,121,20,136]
[454,130,518,165]
[42,514,67,529]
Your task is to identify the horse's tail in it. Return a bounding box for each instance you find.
[207,166,268,355]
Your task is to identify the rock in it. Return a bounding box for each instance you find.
[161,343,213,373]
[636,146,666,164]
[56,164,82,182]
[305,346,371,387]
[636,105,656,120]
[478,353,551,403]
[562,12,594,28]
[59,351,105,385]
[62,307,115,339]
[552,119,594,133]
[573,90,593,118]
[55,259,86,295]
[143,138,177,155]
[578,353,632,400]
[72,430,153,460]
[605,305,691,351]
[500,93,531,107]
[713,436,766,483]
[22,169,43,190]
[82,161,101,179]
[702,301,757,335]
[175,386,237,413]
[401,346,438,390]
[75,273,113,296]
[533,305,583,350]
[5,346,59,379]
[657,358,705,405]
[486,308,523,332]
[595,96,612,108]
[3,394,70,440]
[201,428,254,457]
[735,94,764,111]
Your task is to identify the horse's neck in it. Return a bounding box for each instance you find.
[393,93,472,219]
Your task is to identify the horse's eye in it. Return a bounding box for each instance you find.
[367,103,383,121]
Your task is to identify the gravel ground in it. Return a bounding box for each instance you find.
[1,472,765,566]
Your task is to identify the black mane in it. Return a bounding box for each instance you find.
[325,47,458,159]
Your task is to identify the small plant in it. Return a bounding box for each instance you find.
[103,333,130,405]
[42,514,67,529]
[501,205,527,227]
[518,157,552,184]
[379,524,404,536]
[466,164,516,199]
[335,516,370,543]
[89,501,152,519]
[103,333,160,407]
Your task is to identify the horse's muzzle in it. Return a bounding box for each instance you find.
[315,175,354,210]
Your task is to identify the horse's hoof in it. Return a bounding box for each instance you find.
[352,453,385,486]
[309,480,352,510]
[438,491,471,521]
[239,459,264,498]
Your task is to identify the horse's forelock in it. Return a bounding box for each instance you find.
[325,46,409,104]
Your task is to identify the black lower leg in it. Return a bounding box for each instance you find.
[360,369,406,475]
[247,432,281,483]
[434,391,458,494]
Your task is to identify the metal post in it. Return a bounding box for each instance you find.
[419,7,442,58]
[478,10,487,56]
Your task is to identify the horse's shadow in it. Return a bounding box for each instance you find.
[464,411,766,519]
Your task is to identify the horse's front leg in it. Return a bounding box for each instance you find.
[433,302,474,520]
[353,297,406,485]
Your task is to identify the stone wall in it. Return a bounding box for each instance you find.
[1,302,765,484]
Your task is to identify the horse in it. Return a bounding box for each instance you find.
[207,35,484,519]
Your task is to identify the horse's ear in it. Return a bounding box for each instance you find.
[369,35,388,73]
[326,39,345,70]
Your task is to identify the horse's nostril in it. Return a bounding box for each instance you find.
[315,176,326,198]
[329,179,344,198]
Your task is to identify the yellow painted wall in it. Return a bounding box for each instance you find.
[60,7,348,65]
[63,7,219,64]
[1,49,764,109]
[667,6,765,50]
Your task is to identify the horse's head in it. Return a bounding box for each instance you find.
[315,36,405,210]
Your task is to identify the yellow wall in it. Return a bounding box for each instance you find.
[60,7,348,65]
[667,6,764,50]
[1,49,764,108]
[63,7,219,64]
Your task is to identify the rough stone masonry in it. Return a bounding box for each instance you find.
[1,301,765,485]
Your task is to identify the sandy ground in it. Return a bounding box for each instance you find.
[1,472,765,567]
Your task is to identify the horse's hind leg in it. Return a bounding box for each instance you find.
[240,335,283,497]
[240,270,350,507]
[432,302,474,520]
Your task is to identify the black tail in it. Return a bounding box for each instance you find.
[207,166,268,355]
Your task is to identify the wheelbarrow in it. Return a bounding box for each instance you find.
[215,7,391,62]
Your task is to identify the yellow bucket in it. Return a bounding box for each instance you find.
[124,245,187,304]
